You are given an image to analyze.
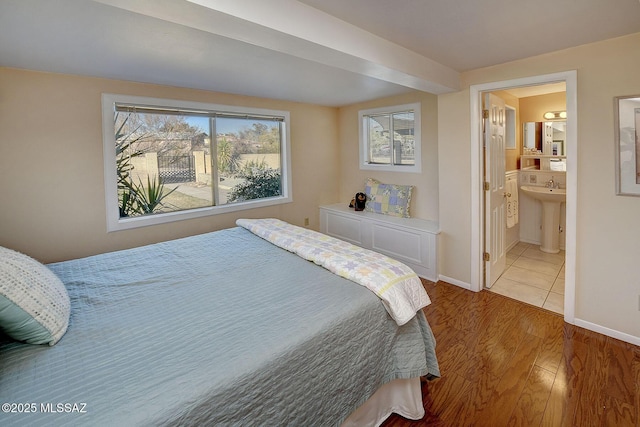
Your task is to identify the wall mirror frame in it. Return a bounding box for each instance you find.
[523,121,566,155]
[614,94,640,196]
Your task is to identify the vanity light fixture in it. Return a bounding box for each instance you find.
[543,110,567,120]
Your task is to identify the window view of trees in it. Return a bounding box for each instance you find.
[115,109,283,219]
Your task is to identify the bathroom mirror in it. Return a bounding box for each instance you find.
[523,121,566,155]
[523,122,541,150]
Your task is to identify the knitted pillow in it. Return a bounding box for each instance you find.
[364,178,414,218]
[0,246,70,345]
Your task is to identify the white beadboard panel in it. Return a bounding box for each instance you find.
[505,171,520,249]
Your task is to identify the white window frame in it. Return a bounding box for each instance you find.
[358,102,421,173]
[102,93,292,232]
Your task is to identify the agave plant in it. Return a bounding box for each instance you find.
[132,175,177,214]
[115,112,176,217]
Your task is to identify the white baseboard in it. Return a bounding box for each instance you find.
[506,239,519,252]
[519,238,565,251]
[438,275,472,291]
[519,237,541,246]
[574,318,640,347]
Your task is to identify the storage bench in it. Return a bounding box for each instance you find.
[319,203,439,282]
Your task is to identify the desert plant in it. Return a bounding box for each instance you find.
[115,112,176,217]
[115,114,145,189]
[132,175,177,214]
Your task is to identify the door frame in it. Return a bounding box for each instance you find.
[470,70,577,325]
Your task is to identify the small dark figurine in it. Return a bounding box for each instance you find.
[352,192,366,211]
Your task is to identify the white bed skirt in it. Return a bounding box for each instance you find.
[341,377,424,427]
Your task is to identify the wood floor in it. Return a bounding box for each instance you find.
[382,280,640,427]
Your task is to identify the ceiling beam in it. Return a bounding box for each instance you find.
[93,0,460,94]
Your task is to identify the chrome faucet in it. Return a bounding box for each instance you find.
[546,177,556,188]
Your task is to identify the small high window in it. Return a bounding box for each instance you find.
[359,103,421,173]
[102,94,291,231]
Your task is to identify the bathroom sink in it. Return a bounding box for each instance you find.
[520,185,566,254]
[520,185,566,203]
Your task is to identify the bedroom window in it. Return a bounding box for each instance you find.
[102,94,291,232]
[359,103,421,173]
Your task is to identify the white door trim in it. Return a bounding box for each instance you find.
[469,70,577,325]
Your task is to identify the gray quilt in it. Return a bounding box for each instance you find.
[0,227,439,426]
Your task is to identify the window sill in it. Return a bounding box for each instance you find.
[359,163,422,173]
[107,196,292,232]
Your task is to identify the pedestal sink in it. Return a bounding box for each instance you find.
[520,185,566,254]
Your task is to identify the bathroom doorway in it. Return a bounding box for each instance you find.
[470,71,577,324]
[484,85,566,313]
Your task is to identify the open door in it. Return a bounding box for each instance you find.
[483,93,507,288]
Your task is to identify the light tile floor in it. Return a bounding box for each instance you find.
[487,242,565,315]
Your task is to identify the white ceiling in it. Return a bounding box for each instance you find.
[299,0,640,72]
[1,0,639,107]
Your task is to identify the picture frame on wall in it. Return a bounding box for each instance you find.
[614,95,640,196]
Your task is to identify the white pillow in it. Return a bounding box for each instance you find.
[0,246,70,345]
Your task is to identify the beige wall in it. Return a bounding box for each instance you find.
[438,89,472,284]
[439,32,640,340]
[0,68,339,263]
[519,92,566,123]
[337,92,439,221]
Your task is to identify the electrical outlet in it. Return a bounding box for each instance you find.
[530,175,537,184]
[304,217,310,227]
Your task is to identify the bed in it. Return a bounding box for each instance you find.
[0,219,439,426]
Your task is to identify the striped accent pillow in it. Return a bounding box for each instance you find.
[0,246,70,345]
